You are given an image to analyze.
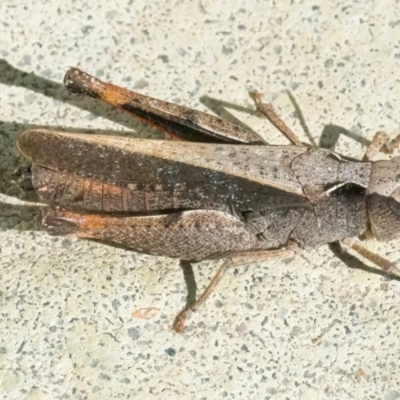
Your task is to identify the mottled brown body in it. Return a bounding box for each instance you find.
[18,130,370,259]
[14,68,400,330]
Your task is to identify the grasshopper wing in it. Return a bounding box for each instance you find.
[18,129,309,214]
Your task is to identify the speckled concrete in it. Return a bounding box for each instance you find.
[1,1,400,399]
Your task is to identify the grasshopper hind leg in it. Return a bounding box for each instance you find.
[42,208,300,331]
[173,244,299,332]
[41,208,262,261]
[64,68,266,145]
[173,259,231,332]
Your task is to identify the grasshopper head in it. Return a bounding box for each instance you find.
[367,156,400,241]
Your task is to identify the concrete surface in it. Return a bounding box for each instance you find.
[1,0,400,399]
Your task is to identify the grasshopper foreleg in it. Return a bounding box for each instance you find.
[362,131,400,161]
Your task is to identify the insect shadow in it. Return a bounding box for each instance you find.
[328,242,396,279]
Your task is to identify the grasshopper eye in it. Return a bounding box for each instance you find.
[386,156,400,203]
[391,187,400,203]
[367,157,400,241]
[391,156,400,164]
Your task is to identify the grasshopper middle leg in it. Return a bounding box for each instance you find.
[249,92,302,146]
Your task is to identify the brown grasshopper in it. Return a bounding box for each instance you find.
[14,68,400,331]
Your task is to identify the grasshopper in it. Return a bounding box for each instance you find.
[14,68,400,331]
